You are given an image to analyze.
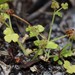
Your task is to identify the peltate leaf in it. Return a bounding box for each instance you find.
[53,55,59,61]
[4,34,12,43]
[38,49,43,55]
[61,50,72,57]
[58,60,63,65]
[46,41,58,49]
[61,3,68,10]
[63,60,75,74]
[3,28,12,35]
[37,25,44,32]
[12,33,19,42]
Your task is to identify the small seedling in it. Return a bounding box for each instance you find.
[0,0,75,74]
[3,27,19,43]
[63,60,75,74]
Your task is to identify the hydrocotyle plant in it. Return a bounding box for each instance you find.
[0,0,75,74]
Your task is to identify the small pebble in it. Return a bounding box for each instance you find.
[17,72,22,75]
[0,72,4,75]
[42,71,52,75]
[54,72,63,75]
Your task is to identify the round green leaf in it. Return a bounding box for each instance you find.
[63,60,75,74]
[12,33,19,42]
[53,55,59,61]
[3,28,12,35]
[58,60,63,65]
[46,41,58,49]
[61,50,72,57]
[38,49,43,55]
[61,3,68,10]
[63,60,70,69]
[34,40,40,46]
[51,0,59,9]
[4,34,12,43]
[37,25,44,32]
[26,26,31,31]
[1,13,10,20]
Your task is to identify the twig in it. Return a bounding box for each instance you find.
[20,59,40,69]
[12,14,32,26]
[5,9,32,26]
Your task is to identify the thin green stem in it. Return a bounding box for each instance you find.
[9,16,12,29]
[3,21,9,27]
[49,55,56,58]
[17,41,26,55]
[48,10,55,41]
[51,35,67,41]
[32,36,40,60]
[69,38,73,50]
[32,50,39,60]
[62,43,71,51]
[39,34,46,39]
[59,37,72,56]
[36,36,40,41]
[56,8,62,12]
[48,8,62,42]
[46,50,51,59]
[65,37,72,50]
